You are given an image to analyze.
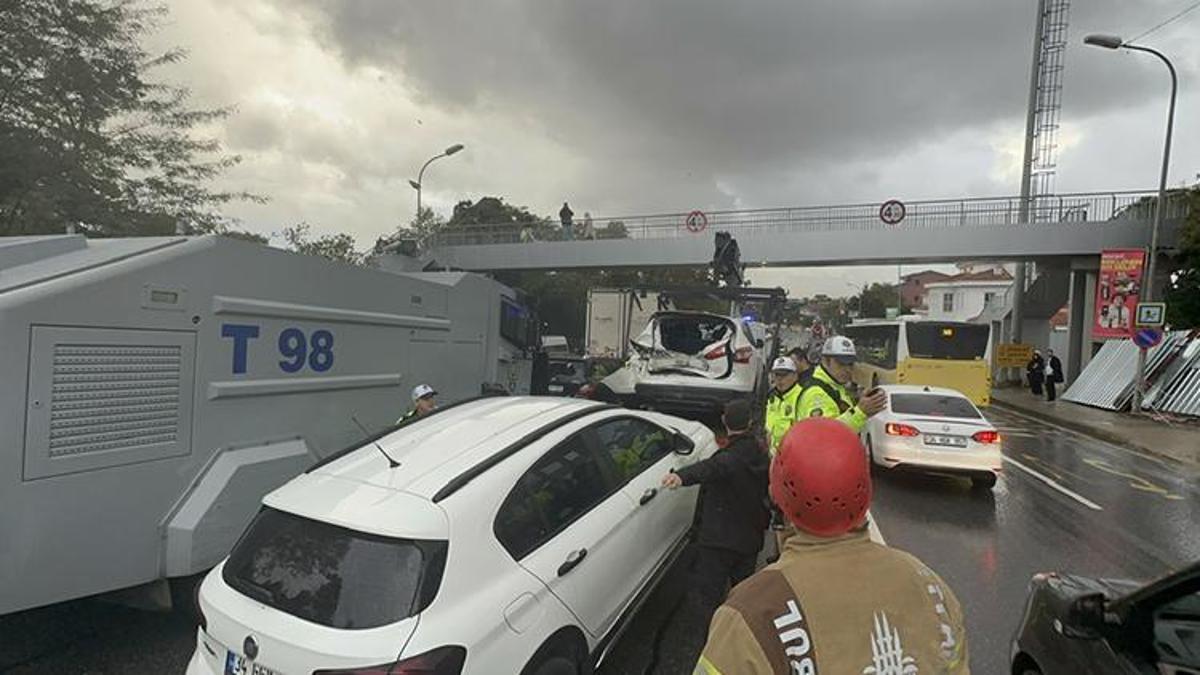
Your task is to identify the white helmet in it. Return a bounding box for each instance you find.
[821,336,858,362]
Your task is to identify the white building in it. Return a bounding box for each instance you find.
[922,269,1014,322]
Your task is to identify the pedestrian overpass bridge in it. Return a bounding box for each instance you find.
[423,191,1186,271]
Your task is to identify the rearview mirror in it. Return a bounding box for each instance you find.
[1059,593,1107,640]
[672,431,695,455]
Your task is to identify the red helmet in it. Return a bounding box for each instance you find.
[770,418,871,537]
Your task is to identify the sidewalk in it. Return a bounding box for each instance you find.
[991,387,1200,467]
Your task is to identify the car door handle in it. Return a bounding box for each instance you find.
[557,548,588,577]
[639,488,658,506]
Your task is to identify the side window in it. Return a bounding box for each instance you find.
[495,433,617,560]
[592,417,673,484]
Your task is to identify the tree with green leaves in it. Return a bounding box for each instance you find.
[1164,186,1200,328]
[280,223,363,265]
[0,0,258,237]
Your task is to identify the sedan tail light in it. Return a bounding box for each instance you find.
[314,647,466,675]
[733,346,754,363]
[972,430,1000,444]
[704,345,728,360]
[885,422,920,437]
[575,384,596,399]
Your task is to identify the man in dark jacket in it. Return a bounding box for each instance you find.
[1046,349,1064,401]
[659,399,770,671]
[1026,350,1045,396]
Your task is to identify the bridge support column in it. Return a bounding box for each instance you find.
[1066,269,1092,384]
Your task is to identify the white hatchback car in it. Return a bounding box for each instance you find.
[186,396,715,675]
[862,385,1003,489]
[598,311,764,414]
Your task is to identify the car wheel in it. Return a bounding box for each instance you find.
[530,656,578,675]
[972,473,998,490]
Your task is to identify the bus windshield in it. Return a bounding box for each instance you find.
[905,323,989,360]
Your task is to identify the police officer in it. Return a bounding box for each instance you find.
[397,383,437,424]
[786,346,813,381]
[764,356,803,455]
[695,418,970,675]
[798,336,887,432]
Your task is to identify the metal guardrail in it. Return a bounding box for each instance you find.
[430,190,1184,247]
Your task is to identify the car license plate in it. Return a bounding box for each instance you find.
[924,434,967,448]
[225,651,280,675]
[548,384,564,393]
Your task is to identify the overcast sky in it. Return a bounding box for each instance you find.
[154,0,1199,297]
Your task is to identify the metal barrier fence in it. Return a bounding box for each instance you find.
[431,190,1183,247]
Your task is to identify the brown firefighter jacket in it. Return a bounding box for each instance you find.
[695,527,970,675]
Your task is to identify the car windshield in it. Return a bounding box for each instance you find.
[890,393,981,419]
[222,508,446,629]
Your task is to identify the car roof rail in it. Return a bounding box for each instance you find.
[305,392,507,474]
[432,403,617,503]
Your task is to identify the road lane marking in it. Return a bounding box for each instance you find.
[1082,458,1184,500]
[1020,453,1065,481]
[991,405,1173,469]
[868,513,885,545]
[1003,456,1104,511]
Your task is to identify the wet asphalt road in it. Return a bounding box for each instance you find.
[3,405,1198,674]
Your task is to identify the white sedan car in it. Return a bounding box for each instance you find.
[599,311,765,414]
[186,396,715,675]
[862,385,1002,489]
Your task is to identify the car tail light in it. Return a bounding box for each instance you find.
[704,345,728,360]
[733,346,754,363]
[972,430,1000,444]
[885,423,920,437]
[575,384,596,399]
[313,646,466,675]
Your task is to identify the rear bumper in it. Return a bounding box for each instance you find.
[633,383,749,411]
[873,438,1002,479]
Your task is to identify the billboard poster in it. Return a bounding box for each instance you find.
[1093,248,1145,339]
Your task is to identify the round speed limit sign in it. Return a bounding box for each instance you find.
[879,199,906,225]
[685,210,708,233]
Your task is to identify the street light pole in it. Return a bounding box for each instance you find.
[1084,34,1178,410]
[410,143,466,218]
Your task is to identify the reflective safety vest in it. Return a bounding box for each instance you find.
[796,365,867,434]
[765,383,804,454]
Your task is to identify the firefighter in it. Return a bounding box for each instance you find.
[797,335,887,433]
[764,356,803,455]
[695,418,970,675]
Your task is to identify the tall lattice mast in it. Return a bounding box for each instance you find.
[1029,0,1071,213]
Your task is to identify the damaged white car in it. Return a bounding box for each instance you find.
[596,311,766,414]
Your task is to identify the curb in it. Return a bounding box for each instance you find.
[991,398,1197,468]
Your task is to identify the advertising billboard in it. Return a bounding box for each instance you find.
[1093,249,1145,339]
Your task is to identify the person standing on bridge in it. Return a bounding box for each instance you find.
[559,202,574,240]
[582,211,595,239]
[694,418,969,675]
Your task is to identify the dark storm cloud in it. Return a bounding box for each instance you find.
[278,0,1171,175]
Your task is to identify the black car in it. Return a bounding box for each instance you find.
[1012,561,1200,674]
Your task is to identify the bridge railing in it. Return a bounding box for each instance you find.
[430,191,1177,247]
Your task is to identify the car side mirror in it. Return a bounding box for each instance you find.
[1060,593,1107,640]
[672,431,695,455]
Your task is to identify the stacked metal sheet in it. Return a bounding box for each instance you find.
[1146,334,1200,417]
[1062,331,1196,412]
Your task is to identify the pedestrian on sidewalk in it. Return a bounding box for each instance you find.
[559,202,574,240]
[1045,349,1064,402]
[659,398,770,672]
[1027,350,1045,397]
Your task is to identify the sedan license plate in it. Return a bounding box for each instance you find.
[548,384,564,393]
[225,651,280,675]
[924,434,967,448]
